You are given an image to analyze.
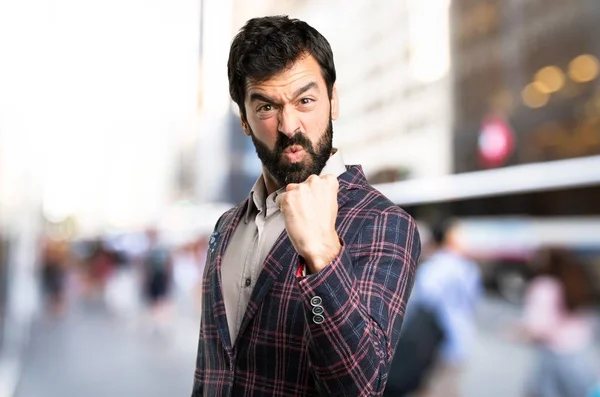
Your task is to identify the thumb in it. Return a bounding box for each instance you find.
[275,192,286,209]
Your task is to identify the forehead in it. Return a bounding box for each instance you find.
[245,55,325,98]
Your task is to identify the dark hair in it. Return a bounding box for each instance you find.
[227,15,336,120]
[430,218,455,246]
[535,247,595,312]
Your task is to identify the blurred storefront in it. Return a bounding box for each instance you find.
[379,0,600,219]
[452,0,600,173]
[438,0,600,215]
[445,0,600,214]
[376,0,600,301]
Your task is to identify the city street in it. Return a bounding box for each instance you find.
[11,295,598,397]
[2,1,599,397]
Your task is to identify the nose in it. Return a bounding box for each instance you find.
[277,107,301,138]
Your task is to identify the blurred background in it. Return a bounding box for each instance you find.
[0,0,598,396]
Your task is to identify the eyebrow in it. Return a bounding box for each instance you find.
[249,92,275,104]
[291,81,319,99]
[248,81,319,104]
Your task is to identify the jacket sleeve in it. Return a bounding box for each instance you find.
[297,208,421,396]
[191,335,204,396]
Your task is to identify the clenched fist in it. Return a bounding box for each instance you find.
[276,174,341,274]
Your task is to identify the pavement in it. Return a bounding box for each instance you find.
[13,299,199,397]
[7,294,599,397]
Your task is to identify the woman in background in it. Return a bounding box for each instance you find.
[520,247,598,397]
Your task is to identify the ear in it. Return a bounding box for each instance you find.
[330,84,339,121]
[240,117,251,136]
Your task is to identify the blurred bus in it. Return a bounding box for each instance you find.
[376,155,600,303]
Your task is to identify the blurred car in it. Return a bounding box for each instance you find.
[455,217,600,304]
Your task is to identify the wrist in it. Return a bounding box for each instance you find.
[304,233,341,273]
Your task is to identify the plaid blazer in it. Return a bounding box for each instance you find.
[192,165,421,397]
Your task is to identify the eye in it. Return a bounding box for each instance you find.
[258,104,274,112]
[299,98,314,105]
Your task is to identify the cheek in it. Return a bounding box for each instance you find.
[303,107,330,141]
[249,119,279,150]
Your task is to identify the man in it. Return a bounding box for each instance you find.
[192,15,421,397]
[392,219,482,397]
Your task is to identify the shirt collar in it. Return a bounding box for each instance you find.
[244,148,347,224]
[320,148,347,178]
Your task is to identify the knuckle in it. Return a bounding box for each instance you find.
[325,175,338,187]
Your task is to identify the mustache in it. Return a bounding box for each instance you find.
[275,132,314,154]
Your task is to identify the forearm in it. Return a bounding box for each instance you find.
[298,245,412,396]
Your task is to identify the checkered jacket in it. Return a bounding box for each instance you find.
[192,165,421,396]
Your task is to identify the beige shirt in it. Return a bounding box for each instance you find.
[221,150,347,345]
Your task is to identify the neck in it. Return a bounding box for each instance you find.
[262,167,283,196]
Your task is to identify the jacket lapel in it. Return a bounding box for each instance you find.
[235,230,294,343]
[337,165,362,208]
[208,200,247,352]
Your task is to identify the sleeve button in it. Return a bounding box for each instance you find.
[312,306,324,315]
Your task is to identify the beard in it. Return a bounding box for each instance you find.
[249,118,333,186]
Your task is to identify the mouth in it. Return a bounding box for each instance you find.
[283,145,305,153]
[282,145,306,162]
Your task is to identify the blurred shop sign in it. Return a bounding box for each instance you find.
[477,115,514,168]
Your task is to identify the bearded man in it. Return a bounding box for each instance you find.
[192,15,421,397]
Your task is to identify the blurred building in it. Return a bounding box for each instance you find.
[374,0,600,301]
[0,0,202,387]
[446,0,600,216]
[452,0,600,173]
[378,0,600,215]
[195,0,235,203]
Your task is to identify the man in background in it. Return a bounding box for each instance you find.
[386,219,482,397]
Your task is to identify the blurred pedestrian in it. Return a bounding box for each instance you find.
[191,15,421,396]
[518,247,598,397]
[85,240,117,301]
[385,219,482,397]
[40,237,68,317]
[172,240,201,316]
[141,228,173,335]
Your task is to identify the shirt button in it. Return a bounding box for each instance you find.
[310,296,323,307]
[313,315,325,324]
[245,278,251,287]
